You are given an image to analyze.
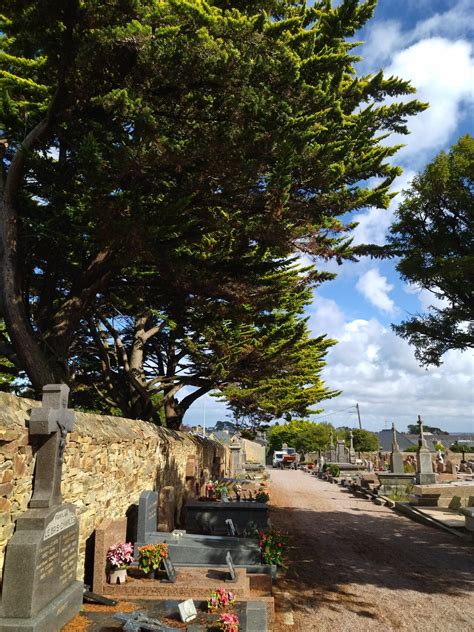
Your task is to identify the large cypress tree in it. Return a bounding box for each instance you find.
[1,1,425,422]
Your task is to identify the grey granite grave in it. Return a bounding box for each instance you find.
[137,490,159,543]
[0,385,83,632]
[136,491,261,567]
[185,500,268,535]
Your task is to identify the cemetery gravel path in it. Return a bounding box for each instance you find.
[269,469,474,632]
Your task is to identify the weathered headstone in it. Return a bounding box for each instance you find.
[158,486,175,532]
[415,415,436,485]
[390,423,404,474]
[445,460,456,475]
[137,490,159,543]
[0,384,83,632]
[225,551,237,583]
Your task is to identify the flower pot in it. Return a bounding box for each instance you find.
[108,568,128,584]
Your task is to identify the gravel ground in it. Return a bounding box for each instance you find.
[269,469,474,632]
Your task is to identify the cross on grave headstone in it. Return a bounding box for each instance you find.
[162,556,177,583]
[29,384,75,508]
[225,551,237,583]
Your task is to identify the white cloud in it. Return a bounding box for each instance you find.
[356,268,395,314]
[403,283,450,312]
[361,20,403,66]
[352,169,416,247]
[360,0,474,72]
[411,0,474,42]
[387,37,474,165]
[309,313,474,433]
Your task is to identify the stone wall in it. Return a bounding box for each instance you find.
[0,392,229,582]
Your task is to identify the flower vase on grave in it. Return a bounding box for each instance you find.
[108,568,128,585]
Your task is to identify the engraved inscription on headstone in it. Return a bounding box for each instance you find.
[225,551,237,583]
[44,507,77,540]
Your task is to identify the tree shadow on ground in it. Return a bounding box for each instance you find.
[269,490,474,619]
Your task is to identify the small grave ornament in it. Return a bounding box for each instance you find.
[178,599,198,623]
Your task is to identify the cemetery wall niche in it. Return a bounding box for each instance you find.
[0,392,229,583]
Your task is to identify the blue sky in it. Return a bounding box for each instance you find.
[188,0,474,434]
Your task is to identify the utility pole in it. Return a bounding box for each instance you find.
[356,403,362,430]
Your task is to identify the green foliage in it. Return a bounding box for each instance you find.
[404,445,419,453]
[1,0,426,426]
[324,464,340,477]
[407,424,448,435]
[341,428,379,451]
[388,135,474,366]
[259,527,287,567]
[267,419,334,454]
[449,443,473,453]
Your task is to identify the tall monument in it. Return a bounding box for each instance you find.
[0,385,83,632]
[415,415,436,485]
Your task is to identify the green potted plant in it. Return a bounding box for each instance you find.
[137,543,169,577]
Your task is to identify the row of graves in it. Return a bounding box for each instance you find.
[0,385,276,632]
[301,418,474,541]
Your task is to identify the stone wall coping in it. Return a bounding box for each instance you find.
[0,392,209,446]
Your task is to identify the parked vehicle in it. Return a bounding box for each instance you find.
[272,446,299,469]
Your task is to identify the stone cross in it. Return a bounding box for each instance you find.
[349,430,355,457]
[417,414,428,449]
[391,422,400,451]
[29,384,75,508]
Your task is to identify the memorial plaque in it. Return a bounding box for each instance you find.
[225,551,237,583]
[162,557,177,583]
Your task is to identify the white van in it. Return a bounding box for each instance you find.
[272,451,285,468]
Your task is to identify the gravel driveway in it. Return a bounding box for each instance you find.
[269,469,474,632]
